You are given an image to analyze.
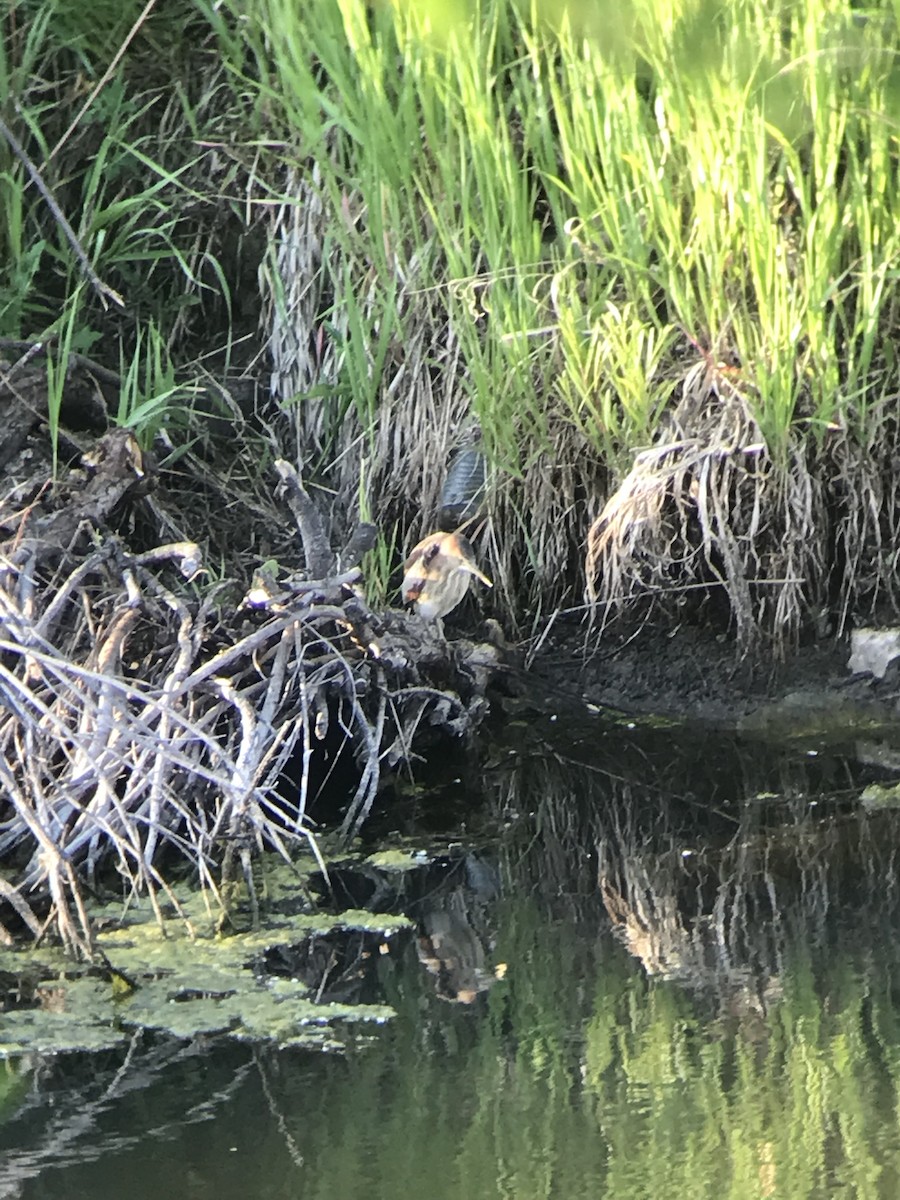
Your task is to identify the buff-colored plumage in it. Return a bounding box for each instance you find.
[401,532,492,621]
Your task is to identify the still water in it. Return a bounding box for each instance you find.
[5,707,900,1199]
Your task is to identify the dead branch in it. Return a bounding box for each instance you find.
[273,458,335,579]
[0,377,501,953]
[0,526,499,952]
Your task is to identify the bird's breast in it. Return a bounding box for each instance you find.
[412,592,449,620]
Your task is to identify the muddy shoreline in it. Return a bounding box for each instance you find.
[527,620,900,734]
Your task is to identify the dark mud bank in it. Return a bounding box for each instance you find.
[528,622,900,735]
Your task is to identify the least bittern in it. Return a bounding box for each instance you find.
[401,532,492,623]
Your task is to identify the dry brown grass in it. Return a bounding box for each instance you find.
[584,352,828,649]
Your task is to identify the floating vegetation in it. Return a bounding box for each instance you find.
[0,864,409,1057]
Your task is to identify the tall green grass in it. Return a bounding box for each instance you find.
[1,0,237,439]
[226,0,900,627]
[4,0,899,631]
[237,0,898,450]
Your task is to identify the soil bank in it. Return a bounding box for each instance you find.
[527,621,900,735]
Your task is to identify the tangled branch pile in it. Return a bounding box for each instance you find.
[0,352,500,956]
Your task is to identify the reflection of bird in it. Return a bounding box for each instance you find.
[402,532,492,623]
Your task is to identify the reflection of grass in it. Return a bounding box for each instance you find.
[579,947,898,1199]
[271,894,900,1200]
[432,731,900,1196]
[7,884,899,1195]
[0,1062,29,1123]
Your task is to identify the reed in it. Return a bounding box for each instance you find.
[3,0,899,640]
[241,0,900,641]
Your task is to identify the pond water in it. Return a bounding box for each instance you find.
[5,704,900,1199]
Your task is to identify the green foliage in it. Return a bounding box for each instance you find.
[229,0,900,465]
[44,285,82,470]
[358,457,398,606]
[204,0,900,632]
[0,0,236,423]
[3,0,899,620]
[116,320,183,447]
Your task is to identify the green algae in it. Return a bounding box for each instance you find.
[0,972,130,1057]
[737,693,900,741]
[0,858,411,1058]
[860,781,900,811]
[363,848,431,872]
[116,973,393,1046]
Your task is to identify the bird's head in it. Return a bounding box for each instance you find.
[401,532,492,621]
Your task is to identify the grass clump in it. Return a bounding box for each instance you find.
[231,0,900,644]
[2,0,899,645]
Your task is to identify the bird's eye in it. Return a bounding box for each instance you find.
[423,541,441,564]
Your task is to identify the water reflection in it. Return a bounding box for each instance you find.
[5,712,900,1198]
[415,859,505,1004]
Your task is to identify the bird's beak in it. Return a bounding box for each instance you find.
[458,560,492,588]
[439,532,492,587]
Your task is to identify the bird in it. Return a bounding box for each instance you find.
[401,531,492,624]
